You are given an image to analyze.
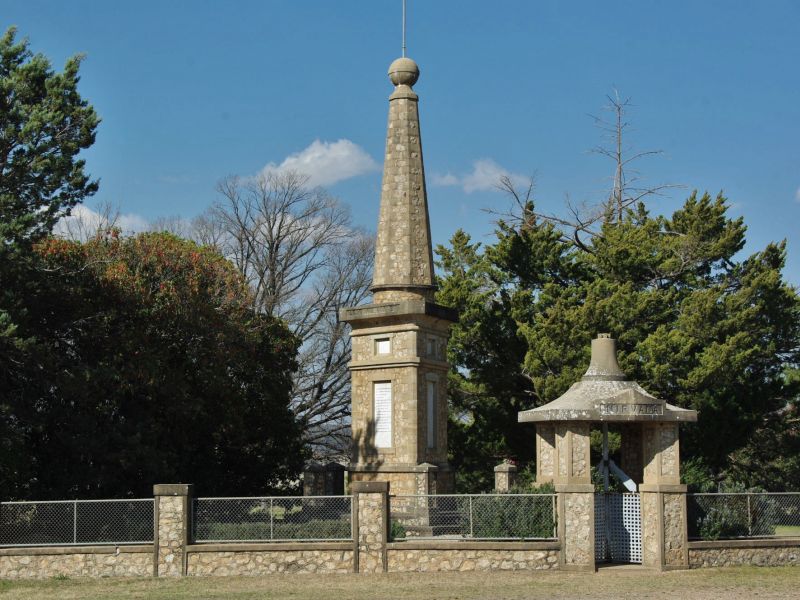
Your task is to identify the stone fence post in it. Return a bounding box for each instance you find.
[494,461,518,492]
[351,481,389,573]
[415,463,438,495]
[153,484,193,577]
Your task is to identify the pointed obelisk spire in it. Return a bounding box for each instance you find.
[340,28,457,495]
[371,56,436,303]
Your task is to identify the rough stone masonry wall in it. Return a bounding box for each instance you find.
[156,495,185,577]
[562,493,592,568]
[415,365,448,465]
[351,329,417,363]
[387,548,559,572]
[689,542,800,568]
[350,366,412,464]
[0,547,152,579]
[571,425,590,479]
[187,548,354,575]
[663,493,686,567]
[536,425,556,482]
[356,490,386,573]
[372,92,434,295]
[640,492,660,568]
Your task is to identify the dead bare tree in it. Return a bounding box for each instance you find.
[590,91,675,222]
[495,92,678,252]
[196,170,374,460]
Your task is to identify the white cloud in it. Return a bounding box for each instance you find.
[432,172,459,186]
[260,139,378,188]
[118,213,149,232]
[795,187,800,202]
[432,159,527,194]
[55,204,148,240]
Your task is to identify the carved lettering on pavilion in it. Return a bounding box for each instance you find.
[600,403,664,417]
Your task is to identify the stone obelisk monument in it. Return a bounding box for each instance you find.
[340,56,456,494]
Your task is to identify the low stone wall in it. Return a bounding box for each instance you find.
[12,483,800,579]
[689,538,800,568]
[0,545,153,579]
[185,543,354,575]
[386,541,560,572]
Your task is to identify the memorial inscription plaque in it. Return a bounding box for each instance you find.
[374,381,392,448]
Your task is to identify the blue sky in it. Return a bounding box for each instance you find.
[5,0,800,284]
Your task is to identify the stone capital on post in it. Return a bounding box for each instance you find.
[153,483,193,577]
[494,461,518,493]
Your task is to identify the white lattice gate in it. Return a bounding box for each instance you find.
[594,493,642,564]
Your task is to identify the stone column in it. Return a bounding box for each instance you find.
[415,463,438,495]
[153,484,192,577]
[352,481,389,573]
[552,422,595,571]
[535,424,556,483]
[494,461,518,492]
[640,423,689,570]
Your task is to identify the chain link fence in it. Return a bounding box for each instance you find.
[192,496,353,542]
[389,494,557,541]
[0,499,154,547]
[688,493,800,540]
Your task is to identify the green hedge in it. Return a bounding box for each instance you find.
[688,495,778,540]
[195,518,351,541]
[468,495,555,539]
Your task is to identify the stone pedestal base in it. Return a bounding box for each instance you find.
[348,463,453,495]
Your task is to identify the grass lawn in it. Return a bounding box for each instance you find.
[1,566,800,600]
[775,525,800,536]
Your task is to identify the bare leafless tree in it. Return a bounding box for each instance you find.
[191,211,227,250]
[291,233,373,458]
[590,91,676,221]
[148,214,190,238]
[495,92,679,252]
[196,170,373,460]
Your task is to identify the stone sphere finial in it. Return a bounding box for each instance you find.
[388,57,419,87]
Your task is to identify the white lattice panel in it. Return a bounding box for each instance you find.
[594,495,607,561]
[596,493,642,564]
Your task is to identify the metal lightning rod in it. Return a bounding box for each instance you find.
[402,0,407,57]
